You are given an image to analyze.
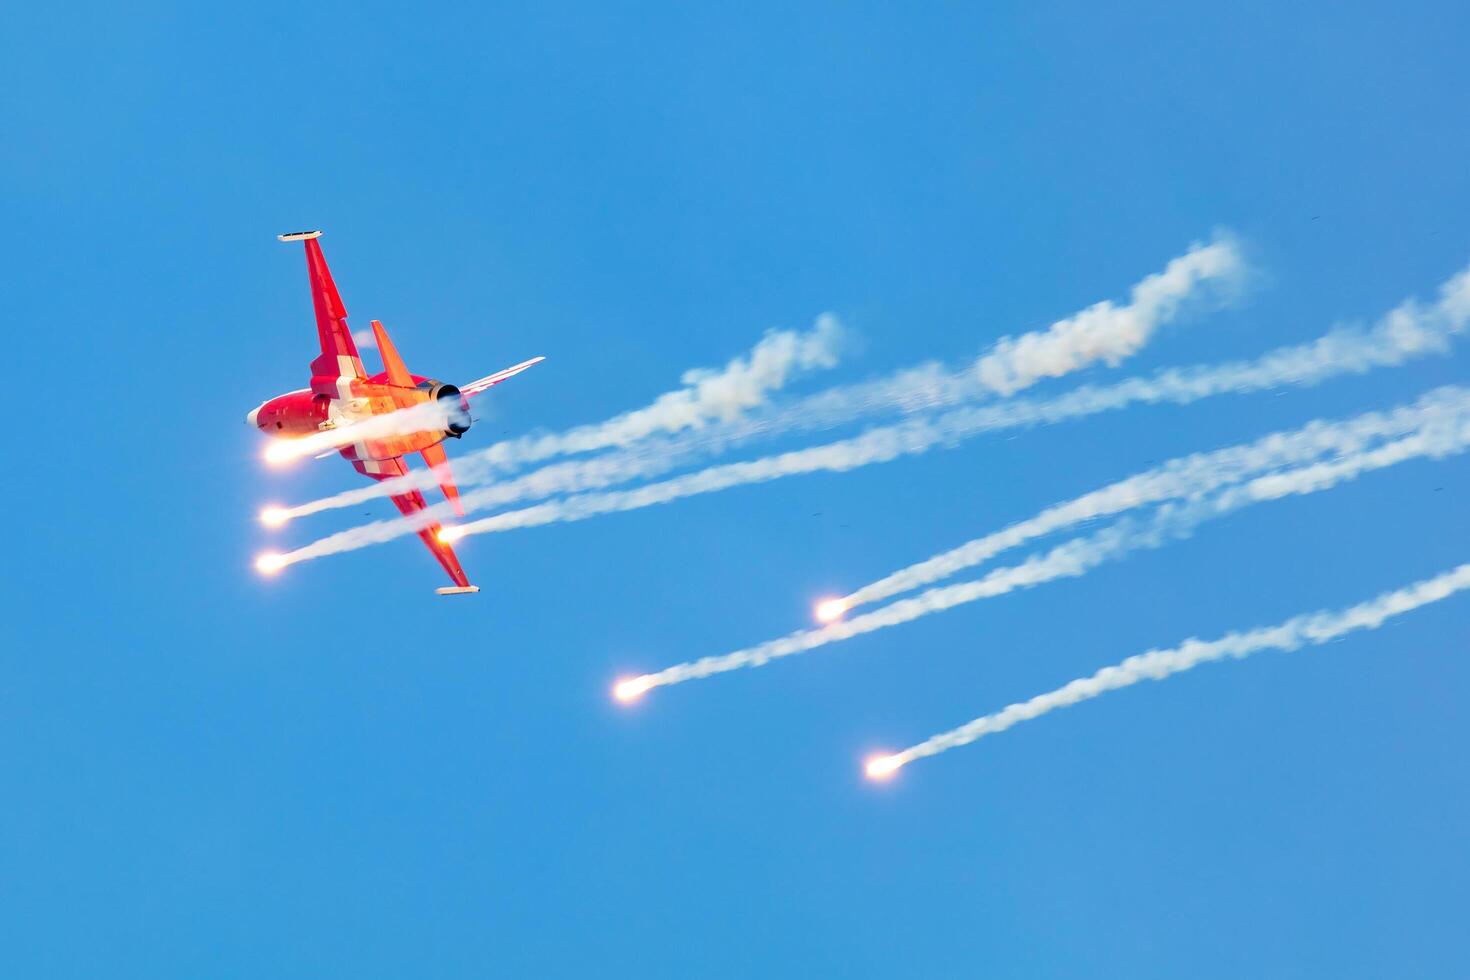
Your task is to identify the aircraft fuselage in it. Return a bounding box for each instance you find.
[247,372,470,462]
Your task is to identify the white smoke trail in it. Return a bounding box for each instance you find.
[460,314,850,470]
[271,235,1243,523]
[647,247,1468,458]
[261,423,708,526]
[267,417,948,563]
[616,409,1470,695]
[973,232,1244,395]
[840,385,1470,611]
[438,346,1470,547]
[473,234,1241,473]
[876,561,1470,773]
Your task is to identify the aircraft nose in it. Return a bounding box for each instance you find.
[246,406,261,427]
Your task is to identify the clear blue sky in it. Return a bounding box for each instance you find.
[4,2,1469,976]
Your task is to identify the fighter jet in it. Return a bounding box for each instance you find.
[248,231,542,594]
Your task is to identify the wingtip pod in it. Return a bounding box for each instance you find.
[435,585,481,596]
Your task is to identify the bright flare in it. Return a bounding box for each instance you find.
[865,753,904,780]
[613,676,654,703]
[259,506,290,529]
[255,552,287,575]
[437,526,466,544]
[263,442,302,466]
[815,597,849,623]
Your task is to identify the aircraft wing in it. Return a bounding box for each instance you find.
[461,356,545,396]
[279,231,367,398]
[350,455,476,593]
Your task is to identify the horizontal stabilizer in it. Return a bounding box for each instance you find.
[435,586,481,596]
[462,356,546,395]
[278,230,323,241]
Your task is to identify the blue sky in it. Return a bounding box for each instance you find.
[4,2,1469,976]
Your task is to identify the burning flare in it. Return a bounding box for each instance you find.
[864,753,904,780]
[613,676,654,704]
[815,597,849,623]
[437,526,466,544]
[255,552,287,575]
[259,506,289,529]
[263,442,302,466]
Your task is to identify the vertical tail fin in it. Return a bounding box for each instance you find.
[369,317,462,514]
[370,319,417,388]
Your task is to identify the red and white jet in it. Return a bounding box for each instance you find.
[248,231,542,594]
